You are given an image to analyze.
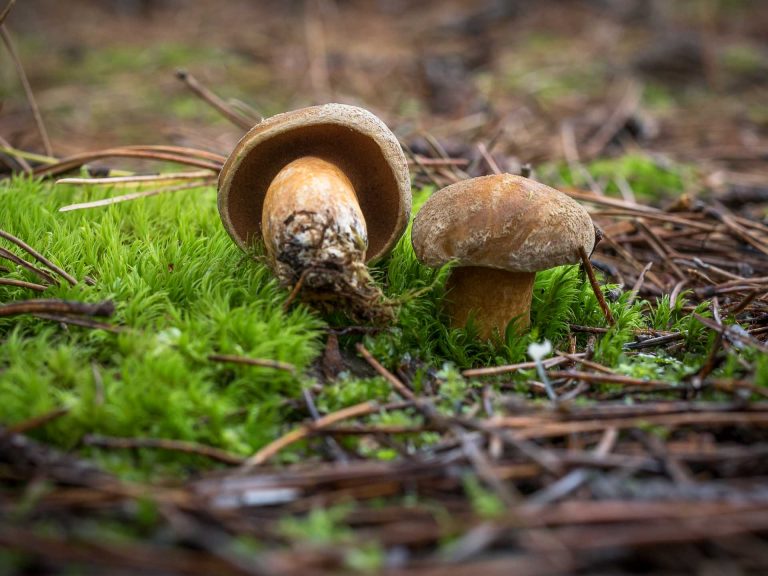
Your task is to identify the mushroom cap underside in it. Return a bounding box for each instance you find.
[218,103,411,262]
[412,174,595,272]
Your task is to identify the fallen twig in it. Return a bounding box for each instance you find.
[0,299,115,318]
[0,229,78,285]
[83,435,245,466]
[208,353,296,374]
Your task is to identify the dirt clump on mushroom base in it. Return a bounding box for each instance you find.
[271,208,395,324]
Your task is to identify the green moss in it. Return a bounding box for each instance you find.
[543,153,697,201]
[1,178,762,478]
[0,176,323,477]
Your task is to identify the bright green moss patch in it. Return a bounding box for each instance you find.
[0,176,323,476]
[544,153,698,201]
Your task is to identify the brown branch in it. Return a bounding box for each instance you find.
[0,0,16,26]
[59,181,210,212]
[0,132,31,173]
[208,353,296,374]
[578,246,615,326]
[0,229,78,285]
[0,299,115,318]
[34,148,223,178]
[462,355,575,378]
[175,69,257,130]
[0,24,53,156]
[356,342,416,400]
[32,313,123,332]
[243,400,380,467]
[83,435,245,466]
[0,277,47,292]
[0,246,58,284]
[6,407,69,434]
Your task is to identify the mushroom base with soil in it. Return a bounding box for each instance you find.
[262,156,394,323]
[446,266,534,339]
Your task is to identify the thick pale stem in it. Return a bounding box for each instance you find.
[446,266,535,339]
[262,156,391,322]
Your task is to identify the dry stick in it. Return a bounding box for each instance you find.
[32,313,123,332]
[583,81,641,159]
[304,0,332,103]
[568,324,609,334]
[599,234,666,291]
[282,268,310,311]
[563,188,661,214]
[578,246,615,326]
[410,156,469,167]
[208,353,296,374]
[728,289,761,316]
[0,132,31,173]
[126,145,226,163]
[704,204,768,257]
[634,219,687,281]
[0,0,15,25]
[423,132,467,181]
[0,299,114,318]
[476,141,502,175]
[462,355,575,378]
[623,332,686,350]
[356,342,415,400]
[668,279,688,312]
[0,278,47,292]
[0,229,77,286]
[0,25,52,156]
[0,246,57,285]
[243,400,380,467]
[6,407,69,435]
[694,313,768,354]
[627,262,653,305]
[83,435,245,466]
[547,370,671,389]
[34,149,222,178]
[226,98,262,125]
[554,350,615,375]
[175,69,257,129]
[509,411,768,440]
[302,388,349,463]
[57,170,216,186]
[0,143,58,167]
[401,142,443,188]
[58,181,211,212]
[560,121,602,196]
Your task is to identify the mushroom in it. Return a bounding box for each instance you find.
[218,104,411,322]
[411,174,596,339]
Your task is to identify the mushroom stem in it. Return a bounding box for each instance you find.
[445,266,535,339]
[262,156,391,322]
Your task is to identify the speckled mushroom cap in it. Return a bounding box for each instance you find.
[412,174,595,272]
[218,104,411,262]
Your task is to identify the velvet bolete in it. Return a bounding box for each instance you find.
[411,174,596,338]
[217,104,411,321]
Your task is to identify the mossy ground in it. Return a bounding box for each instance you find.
[2,174,764,482]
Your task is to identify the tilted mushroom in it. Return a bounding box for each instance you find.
[218,104,411,322]
[411,174,596,339]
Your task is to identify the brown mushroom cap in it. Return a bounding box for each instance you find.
[218,104,411,262]
[412,174,595,272]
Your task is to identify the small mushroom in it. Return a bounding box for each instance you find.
[411,174,596,339]
[218,104,411,322]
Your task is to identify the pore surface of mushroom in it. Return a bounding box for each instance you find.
[411,174,595,339]
[218,104,411,321]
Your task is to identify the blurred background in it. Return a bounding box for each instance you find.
[1,0,767,196]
